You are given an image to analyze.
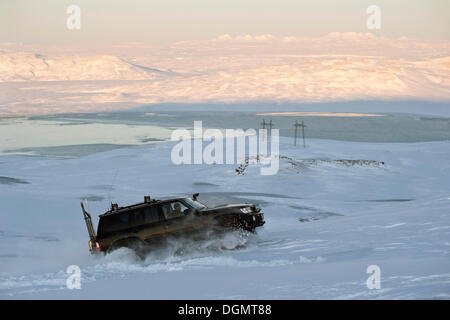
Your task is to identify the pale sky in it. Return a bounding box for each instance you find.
[1,0,449,44]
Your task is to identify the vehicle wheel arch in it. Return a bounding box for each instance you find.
[108,235,146,253]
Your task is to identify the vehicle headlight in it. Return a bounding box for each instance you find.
[240,207,253,214]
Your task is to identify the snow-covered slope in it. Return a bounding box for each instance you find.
[0,137,449,299]
[0,53,166,81]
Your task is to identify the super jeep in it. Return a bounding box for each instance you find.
[81,193,265,255]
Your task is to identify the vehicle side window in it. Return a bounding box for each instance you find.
[119,213,129,224]
[100,214,125,234]
[144,206,163,223]
[129,210,145,227]
[100,210,144,234]
[161,201,188,219]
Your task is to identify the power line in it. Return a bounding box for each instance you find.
[293,120,306,147]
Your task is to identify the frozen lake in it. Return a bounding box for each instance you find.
[1,101,450,158]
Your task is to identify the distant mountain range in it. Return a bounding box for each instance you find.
[0,33,449,116]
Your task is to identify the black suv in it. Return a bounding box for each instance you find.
[81,193,265,254]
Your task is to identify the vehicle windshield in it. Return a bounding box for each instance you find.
[183,197,207,210]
